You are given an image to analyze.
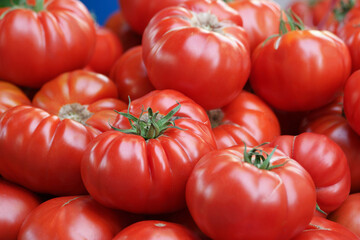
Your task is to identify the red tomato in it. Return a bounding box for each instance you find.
[87,26,123,76]
[32,70,119,115]
[0,0,96,88]
[227,0,282,52]
[113,220,200,240]
[119,0,187,34]
[81,90,216,214]
[0,178,40,240]
[311,0,338,26]
[209,90,280,149]
[288,0,314,27]
[338,19,360,72]
[302,96,360,193]
[110,46,155,102]
[250,28,351,111]
[344,70,360,135]
[104,11,142,51]
[18,196,133,240]
[0,81,31,114]
[142,5,250,110]
[186,145,316,240]
[0,71,125,195]
[269,132,351,213]
[328,193,360,236]
[291,216,360,240]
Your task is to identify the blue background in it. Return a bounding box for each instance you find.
[80,0,120,25]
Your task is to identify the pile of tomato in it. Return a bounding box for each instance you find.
[1,0,360,239]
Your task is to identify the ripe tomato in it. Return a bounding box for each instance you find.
[87,26,123,76]
[81,90,216,214]
[0,178,40,240]
[302,95,360,193]
[18,196,133,240]
[0,0,96,88]
[113,221,200,240]
[251,27,351,111]
[291,216,360,240]
[119,0,187,34]
[186,145,316,240]
[142,4,250,110]
[209,90,280,149]
[288,0,314,27]
[344,70,360,135]
[110,46,155,102]
[0,71,126,195]
[269,132,351,213]
[328,193,360,236]
[227,0,282,52]
[0,81,30,114]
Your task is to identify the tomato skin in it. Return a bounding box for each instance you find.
[328,193,360,236]
[269,132,351,213]
[288,1,314,28]
[87,26,123,76]
[250,30,351,111]
[110,46,155,102]
[142,6,250,110]
[104,11,142,51]
[18,196,133,240]
[302,96,360,193]
[119,0,187,34]
[81,90,216,214]
[186,146,316,240]
[228,0,282,52]
[0,105,100,195]
[113,220,200,240]
[0,0,96,88]
[0,81,31,114]
[291,216,360,240]
[344,70,360,135]
[0,178,40,240]
[211,91,280,149]
[32,70,119,115]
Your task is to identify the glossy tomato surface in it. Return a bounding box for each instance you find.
[0,178,40,240]
[269,132,351,213]
[344,70,360,135]
[113,220,200,240]
[18,196,132,240]
[250,29,351,111]
[142,5,250,110]
[0,0,96,88]
[81,90,216,214]
[186,145,316,240]
[0,81,31,114]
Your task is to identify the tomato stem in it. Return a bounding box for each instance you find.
[111,100,185,140]
[243,143,287,170]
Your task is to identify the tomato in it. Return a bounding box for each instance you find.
[119,0,187,34]
[328,193,360,236]
[269,132,351,214]
[227,0,282,52]
[288,1,314,27]
[250,19,351,111]
[0,0,96,88]
[87,26,123,76]
[0,71,126,195]
[209,90,280,149]
[0,81,31,114]
[186,145,316,240]
[110,46,155,103]
[302,96,360,193]
[0,178,40,240]
[81,89,216,214]
[142,4,250,110]
[104,11,142,51]
[291,216,360,240]
[113,220,200,240]
[344,70,360,135]
[18,195,134,240]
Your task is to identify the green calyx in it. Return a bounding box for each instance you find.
[333,0,355,22]
[111,101,184,140]
[1,0,44,12]
[243,143,286,170]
